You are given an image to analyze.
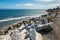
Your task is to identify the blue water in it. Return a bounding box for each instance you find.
[0,9,45,20]
[0,9,46,28]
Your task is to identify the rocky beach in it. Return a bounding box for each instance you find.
[43,8,60,40]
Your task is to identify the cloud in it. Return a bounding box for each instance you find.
[42,3,60,9]
[15,3,35,7]
[23,4,35,6]
[14,3,60,9]
[1,2,60,9]
[49,3,60,8]
[35,0,54,2]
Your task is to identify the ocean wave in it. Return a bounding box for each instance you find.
[0,16,38,22]
[0,12,48,22]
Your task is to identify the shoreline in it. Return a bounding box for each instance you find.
[0,7,60,40]
[0,12,48,30]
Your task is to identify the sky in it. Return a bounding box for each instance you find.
[0,0,60,9]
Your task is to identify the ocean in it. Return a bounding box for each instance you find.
[0,9,46,29]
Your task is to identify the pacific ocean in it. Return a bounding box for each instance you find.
[0,9,46,29]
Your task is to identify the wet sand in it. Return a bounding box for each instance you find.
[43,12,60,40]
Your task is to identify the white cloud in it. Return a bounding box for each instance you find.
[7,3,60,9]
[15,3,35,7]
[23,4,35,6]
[48,3,60,7]
[35,0,54,2]
[43,3,60,9]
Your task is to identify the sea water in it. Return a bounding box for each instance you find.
[0,9,46,29]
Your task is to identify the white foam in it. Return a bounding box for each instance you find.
[0,12,48,22]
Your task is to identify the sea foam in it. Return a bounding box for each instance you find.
[0,12,48,22]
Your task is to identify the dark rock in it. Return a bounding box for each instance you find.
[36,25,53,35]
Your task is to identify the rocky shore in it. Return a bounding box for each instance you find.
[0,7,60,40]
[43,8,60,40]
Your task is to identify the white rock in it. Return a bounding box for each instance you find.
[0,34,11,40]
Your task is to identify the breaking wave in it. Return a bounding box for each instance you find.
[0,12,48,22]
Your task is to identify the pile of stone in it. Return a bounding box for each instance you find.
[0,12,56,40]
